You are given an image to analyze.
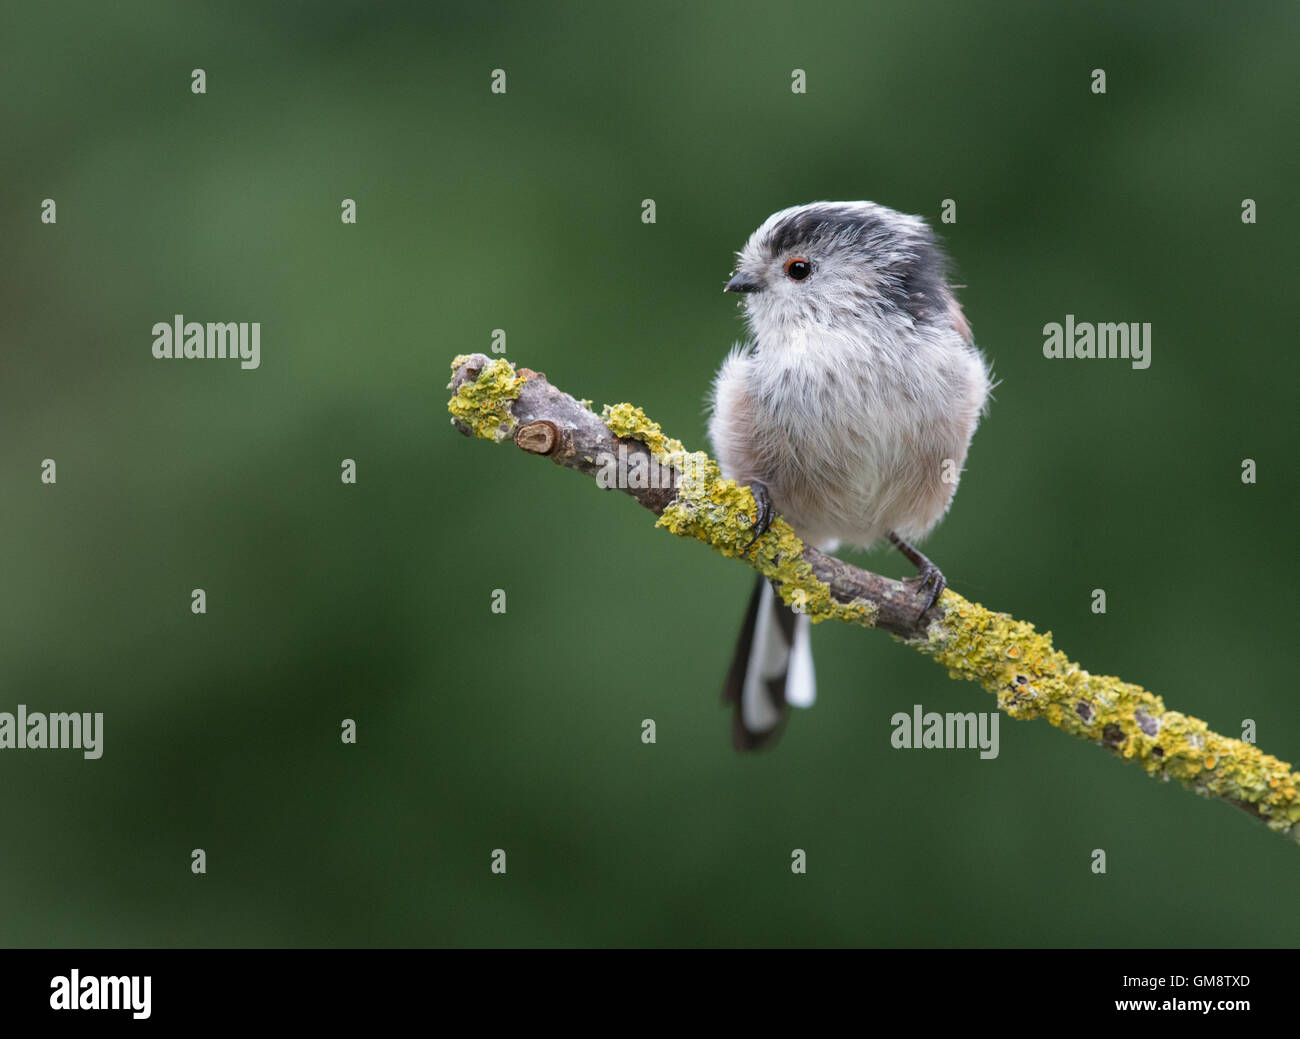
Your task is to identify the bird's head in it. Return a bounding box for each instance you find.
[724,201,959,347]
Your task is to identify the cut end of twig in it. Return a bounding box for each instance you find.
[514,420,559,455]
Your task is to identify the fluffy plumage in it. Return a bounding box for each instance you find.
[709,201,991,749]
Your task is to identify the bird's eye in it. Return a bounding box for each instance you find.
[784,257,812,281]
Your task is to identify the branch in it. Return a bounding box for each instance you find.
[448,352,1300,846]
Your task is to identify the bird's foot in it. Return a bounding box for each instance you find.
[740,481,774,556]
[911,559,947,614]
[888,531,946,615]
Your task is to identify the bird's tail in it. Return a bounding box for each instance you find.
[722,575,816,750]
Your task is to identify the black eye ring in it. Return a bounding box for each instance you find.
[784,257,812,281]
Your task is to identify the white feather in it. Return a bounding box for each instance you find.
[785,613,816,709]
[741,581,785,734]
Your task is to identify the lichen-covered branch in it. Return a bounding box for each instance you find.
[448,352,1300,845]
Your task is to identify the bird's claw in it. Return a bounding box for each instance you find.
[741,481,774,556]
[911,561,946,614]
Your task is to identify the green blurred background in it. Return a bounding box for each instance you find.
[2,0,1297,947]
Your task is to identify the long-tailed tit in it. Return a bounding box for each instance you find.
[708,201,992,749]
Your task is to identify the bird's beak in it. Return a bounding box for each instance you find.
[724,273,762,294]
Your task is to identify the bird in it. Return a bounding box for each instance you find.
[708,201,992,750]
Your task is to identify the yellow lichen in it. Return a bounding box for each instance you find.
[601,402,688,458]
[600,402,876,626]
[447,356,527,442]
[659,493,876,627]
[918,594,1300,835]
